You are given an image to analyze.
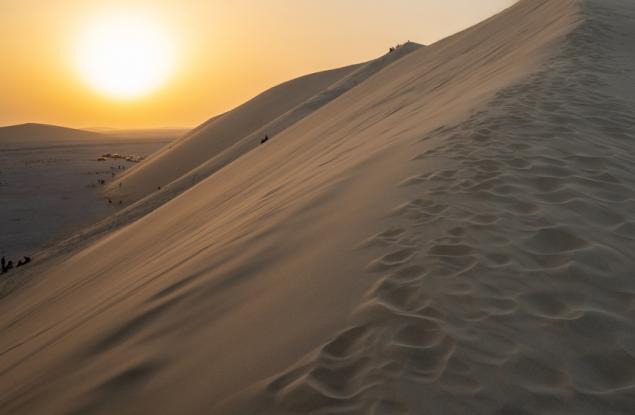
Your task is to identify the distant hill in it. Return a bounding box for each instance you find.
[0,123,105,143]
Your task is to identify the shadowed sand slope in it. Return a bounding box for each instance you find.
[0,123,104,144]
[3,0,635,414]
[107,43,421,201]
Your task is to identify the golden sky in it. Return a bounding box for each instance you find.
[0,0,515,129]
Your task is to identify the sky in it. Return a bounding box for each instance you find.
[0,0,515,129]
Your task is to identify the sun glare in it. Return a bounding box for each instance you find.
[75,12,175,99]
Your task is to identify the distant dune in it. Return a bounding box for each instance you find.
[2,1,635,414]
[0,123,105,143]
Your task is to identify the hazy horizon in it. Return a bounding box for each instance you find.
[0,0,515,129]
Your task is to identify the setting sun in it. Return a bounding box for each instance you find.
[75,12,175,99]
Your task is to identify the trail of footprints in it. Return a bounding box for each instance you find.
[264,2,635,414]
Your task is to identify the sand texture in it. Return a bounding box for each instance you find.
[2,0,635,414]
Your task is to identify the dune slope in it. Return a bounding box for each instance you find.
[107,64,360,200]
[2,1,635,414]
[107,43,420,201]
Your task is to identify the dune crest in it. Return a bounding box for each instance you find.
[2,0,635,414]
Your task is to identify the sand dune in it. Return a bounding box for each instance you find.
[0,123,105,144]
[2,0,635,414]
[107,43,420,201]
[107,63,361,199]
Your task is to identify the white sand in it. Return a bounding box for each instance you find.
[2,0,635,414]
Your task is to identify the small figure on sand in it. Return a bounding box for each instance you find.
[2,255,32,274]
[1,257,14,274]
[261,134,269,144]
[389,43,405,54]
[16,256,31,267]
